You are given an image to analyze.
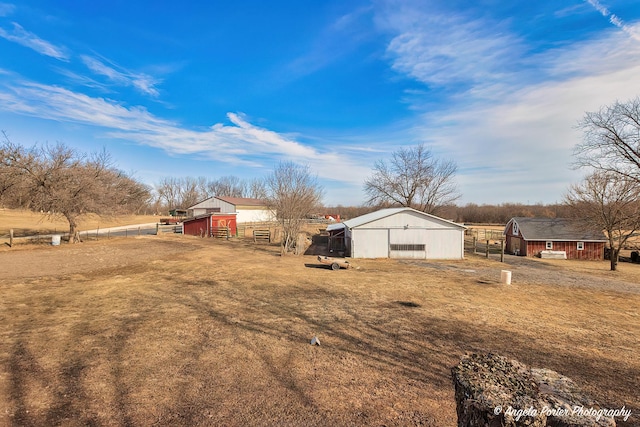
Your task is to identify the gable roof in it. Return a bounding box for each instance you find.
[507,217,607,242]
[188,196,268,209]
[326,207,466,231]
[214,196,267,207]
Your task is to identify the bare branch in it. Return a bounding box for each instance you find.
[564,171,640,270]
[264,162,323,254]
[364,143,459,214]
[574,97,640,182]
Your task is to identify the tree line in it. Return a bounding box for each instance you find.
[0,134,150,243]
[153,175,267,212]
[0,134,322,254]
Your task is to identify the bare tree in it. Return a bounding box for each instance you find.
[264,162,323,254]
[247,177,267,199]
[574,97,640,182]
[364,143,459,215]
[155,177,182,211]
[564,171,640,271]
[155,175,264,212]
[0,137,150,243]
[180,176,206,209]
[207,175,247,198]
[155,176,208,211]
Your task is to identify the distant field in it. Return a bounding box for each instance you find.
[0,209,159,238]
[0,234,638,426]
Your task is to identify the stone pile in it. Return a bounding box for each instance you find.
[451,353,615,427]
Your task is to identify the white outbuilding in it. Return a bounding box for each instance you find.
[326,207,466,259]
[187,196,275,223]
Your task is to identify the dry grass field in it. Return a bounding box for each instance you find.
[0,231,639,426]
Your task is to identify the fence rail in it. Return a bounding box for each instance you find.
[1,223,180,247]
[466,228,504,241]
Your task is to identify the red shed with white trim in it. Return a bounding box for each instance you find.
[183,213,237,237]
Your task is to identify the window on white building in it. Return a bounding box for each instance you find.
[390,244,426,251]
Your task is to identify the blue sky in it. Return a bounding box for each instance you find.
[1,1,640,206]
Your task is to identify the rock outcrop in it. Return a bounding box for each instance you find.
[451,353,615,427]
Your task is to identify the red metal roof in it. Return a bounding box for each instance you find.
[215,196,267,207]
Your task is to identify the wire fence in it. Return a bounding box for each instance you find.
[1,223,181,247]
[2,218,332,248]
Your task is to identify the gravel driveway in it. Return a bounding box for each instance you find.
[402,253,640,295]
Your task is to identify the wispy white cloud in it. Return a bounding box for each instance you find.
[370,1,640,204]
[283,6,374,80]
[0,78,371,184]
[585,0,640,41]
[53,67,112,92]
[0,22,68,60]
[80,55,161,97]
[377,3,522,96]
[411,24,640,204]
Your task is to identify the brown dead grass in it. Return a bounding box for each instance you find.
[0,235,638,426]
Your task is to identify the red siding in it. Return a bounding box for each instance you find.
[183,216,210,237]
[183,214,237,237]
[505,220,604,260]
[505,223,526,255]
[526,241,604,260]
[210,215,237,236]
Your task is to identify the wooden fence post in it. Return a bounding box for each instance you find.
[9,229,13,248]
[500,239,504,262]
[486,240,489,258]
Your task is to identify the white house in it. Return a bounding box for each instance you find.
[326,207,466,259]
[187,196,275,223]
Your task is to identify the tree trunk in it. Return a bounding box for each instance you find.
[66,214,81,244]
[610,248,618,271]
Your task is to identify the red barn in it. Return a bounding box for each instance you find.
[183,213,237,238]
[504,217,607,260]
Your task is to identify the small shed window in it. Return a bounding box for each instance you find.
[577,241,584,251]
[546,241,553,250]
[390,244,426,251]
[512,222,519,235]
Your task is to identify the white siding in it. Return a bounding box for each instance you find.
[236,208,276,223]
[345,208,465,259]
[365,211,451,229]
[389,228,427,259]
[425,229,464,259]
[351,229,389,258]
[189,198,275,222]
[189,198,235,216]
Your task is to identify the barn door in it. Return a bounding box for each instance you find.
[389,229,427,259]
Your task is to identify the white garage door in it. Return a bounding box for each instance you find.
[389,229,427,259]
